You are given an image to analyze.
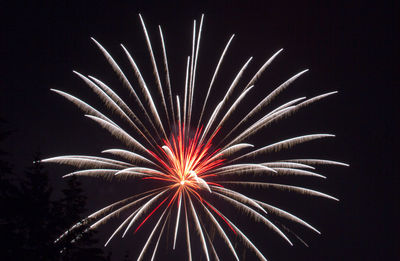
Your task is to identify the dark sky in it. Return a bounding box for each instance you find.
[1,0,398,260]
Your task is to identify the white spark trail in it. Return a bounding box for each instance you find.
[173,193,182,249]
[224,104,295,148]
[89,188,166,220]
[121,44,167,139]
[62,169,118,178]
[265,97,306,117]
[158,26,175,124]
[42,155,131,169]
[102,149,157,166]
[285,159,349,167]
[220,181,339,201]
[188,14,204,129]
[255,200,320,234]
[88,76,158,145]
[184,195,192,261]
[201,102,222,144]
[235,134,335,161]
[92,192,157,231]
[245,48,284,89]
[139,14,170,127]
[197,34,235,129]
[183,56,190,128]
[50,89,115,125]
[200,200,239,261]
[211,86,254,139]
[187,20,196,130]
[217,211,269,261]
[263,161,315,170]
[213,186,268,215]
[150,211,170,261]
[104,209,139,246]
[85,115,149,154]
[188,194,210,261]
[137,207,169,261]
[225,91,338,148]
[224,70,308,142]
[210,143,254,161]
[176,95,181,125]
[212,163,276,176]
[91,37,154,128]
[102,189,169,246]
[213,191,293,246]
[271,168,326,179]
[122,189,168,238]
[218,56,253,105]
[114,167,166,178]
[73,71,159,146]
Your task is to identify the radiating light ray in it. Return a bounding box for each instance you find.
[84,115,149,153]
[223,105,297,148]
[102,149,157,166]
[187,19,196,131]
[150,210,170,261]
[89,187,167,220]
[187,193,210,261]
[285,158,349,167]
[75,71,152,143]
[42,155,131,169]
[262,161,315,170]
[50,89,115,125]
[200,57,253,143]
[183,193,192,261]
[254,200,320,234]
[211,163,276,176]
[220,181,339,201]
[235,134,335,161]
[204,224,220,261]
[217,210,269,261]
[221,69,308,145]
[187,14,204,133]
[62,169,118,178]
[172,192,182,249]
[183,56,190,129]
[92,191,159,231]
[197,34,235,130]
[212,186,268,215]
[120,44,166,138]
[47,14,347,261]
[137,203,169,261]
[212,86,254,137]
[158,25,175,124]
[213,191,293,246]
[271,167,326,179]
[104,208,140,247]
[176,95,181,125]
[122,189,169,238]
[138,14,170,130]
[209,143,254,162]
[200,200,240,261]
[90,37,155,130]
[245,48,284,89]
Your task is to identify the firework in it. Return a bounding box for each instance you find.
[44,14,348,260]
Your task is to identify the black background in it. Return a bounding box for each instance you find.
[1,0,398,260]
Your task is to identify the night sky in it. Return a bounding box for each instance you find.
[1,1,398,260]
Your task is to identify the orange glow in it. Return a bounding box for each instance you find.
[147,123,224,191]
[135,123,224,232]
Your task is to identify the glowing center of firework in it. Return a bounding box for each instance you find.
[148,125,224,193]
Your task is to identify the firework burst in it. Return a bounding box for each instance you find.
[44,14,348,260]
